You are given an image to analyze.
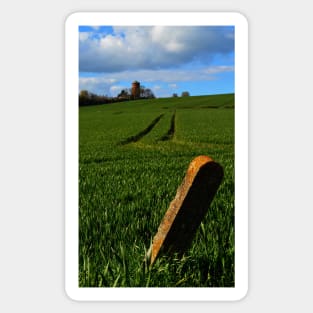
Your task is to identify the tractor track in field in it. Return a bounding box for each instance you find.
[119,114,164,145]
[159,111,176,141]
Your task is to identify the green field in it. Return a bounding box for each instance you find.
[79,93,234,287]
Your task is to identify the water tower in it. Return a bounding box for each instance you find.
[131,80,140,99]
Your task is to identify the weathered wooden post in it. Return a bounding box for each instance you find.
[147,155,224,265]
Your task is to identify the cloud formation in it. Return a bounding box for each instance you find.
[79,26,234,73]
[79,65,234,96]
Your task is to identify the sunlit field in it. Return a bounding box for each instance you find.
[79,93,234,287]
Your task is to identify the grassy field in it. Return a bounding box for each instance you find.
[79,93,234,287]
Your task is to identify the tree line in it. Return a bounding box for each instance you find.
[79,88,191,106]
[117,86,155,100]
[79,86,155,106]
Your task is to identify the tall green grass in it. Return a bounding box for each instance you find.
[79,93,234,287]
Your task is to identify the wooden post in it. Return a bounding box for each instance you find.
[147,155,224,265]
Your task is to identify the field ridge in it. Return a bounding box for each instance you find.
[160,111,176,141]
[119,114,164,145]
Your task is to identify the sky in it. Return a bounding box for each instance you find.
[79,26,234,98]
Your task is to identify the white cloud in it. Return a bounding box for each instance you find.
[110,85,123,91]
[109,85,130,96]
[205,65,234,74]
[79,26,234,72]
[79,32,90,42]
[106,66,233,83]
[79,77,119,96]
[79,65,233,97]
[168,83,178,89]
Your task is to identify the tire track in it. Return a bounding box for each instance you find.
[119,114,164,145]
[160,111,176,141]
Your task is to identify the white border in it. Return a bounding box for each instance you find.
[65,12,248,301]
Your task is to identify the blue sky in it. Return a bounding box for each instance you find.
[79,26,234,98]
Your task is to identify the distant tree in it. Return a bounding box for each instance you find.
[79,90,111,106]
[117,89,130,99]
[142,88,155,99]
[79,90,91,106]
[140,85,146,98]
[181,91,190,97]
[79,90,89,98]
[172,93,178,97]
[138,85,155,99]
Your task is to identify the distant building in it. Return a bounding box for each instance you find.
[131,81,140,99]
